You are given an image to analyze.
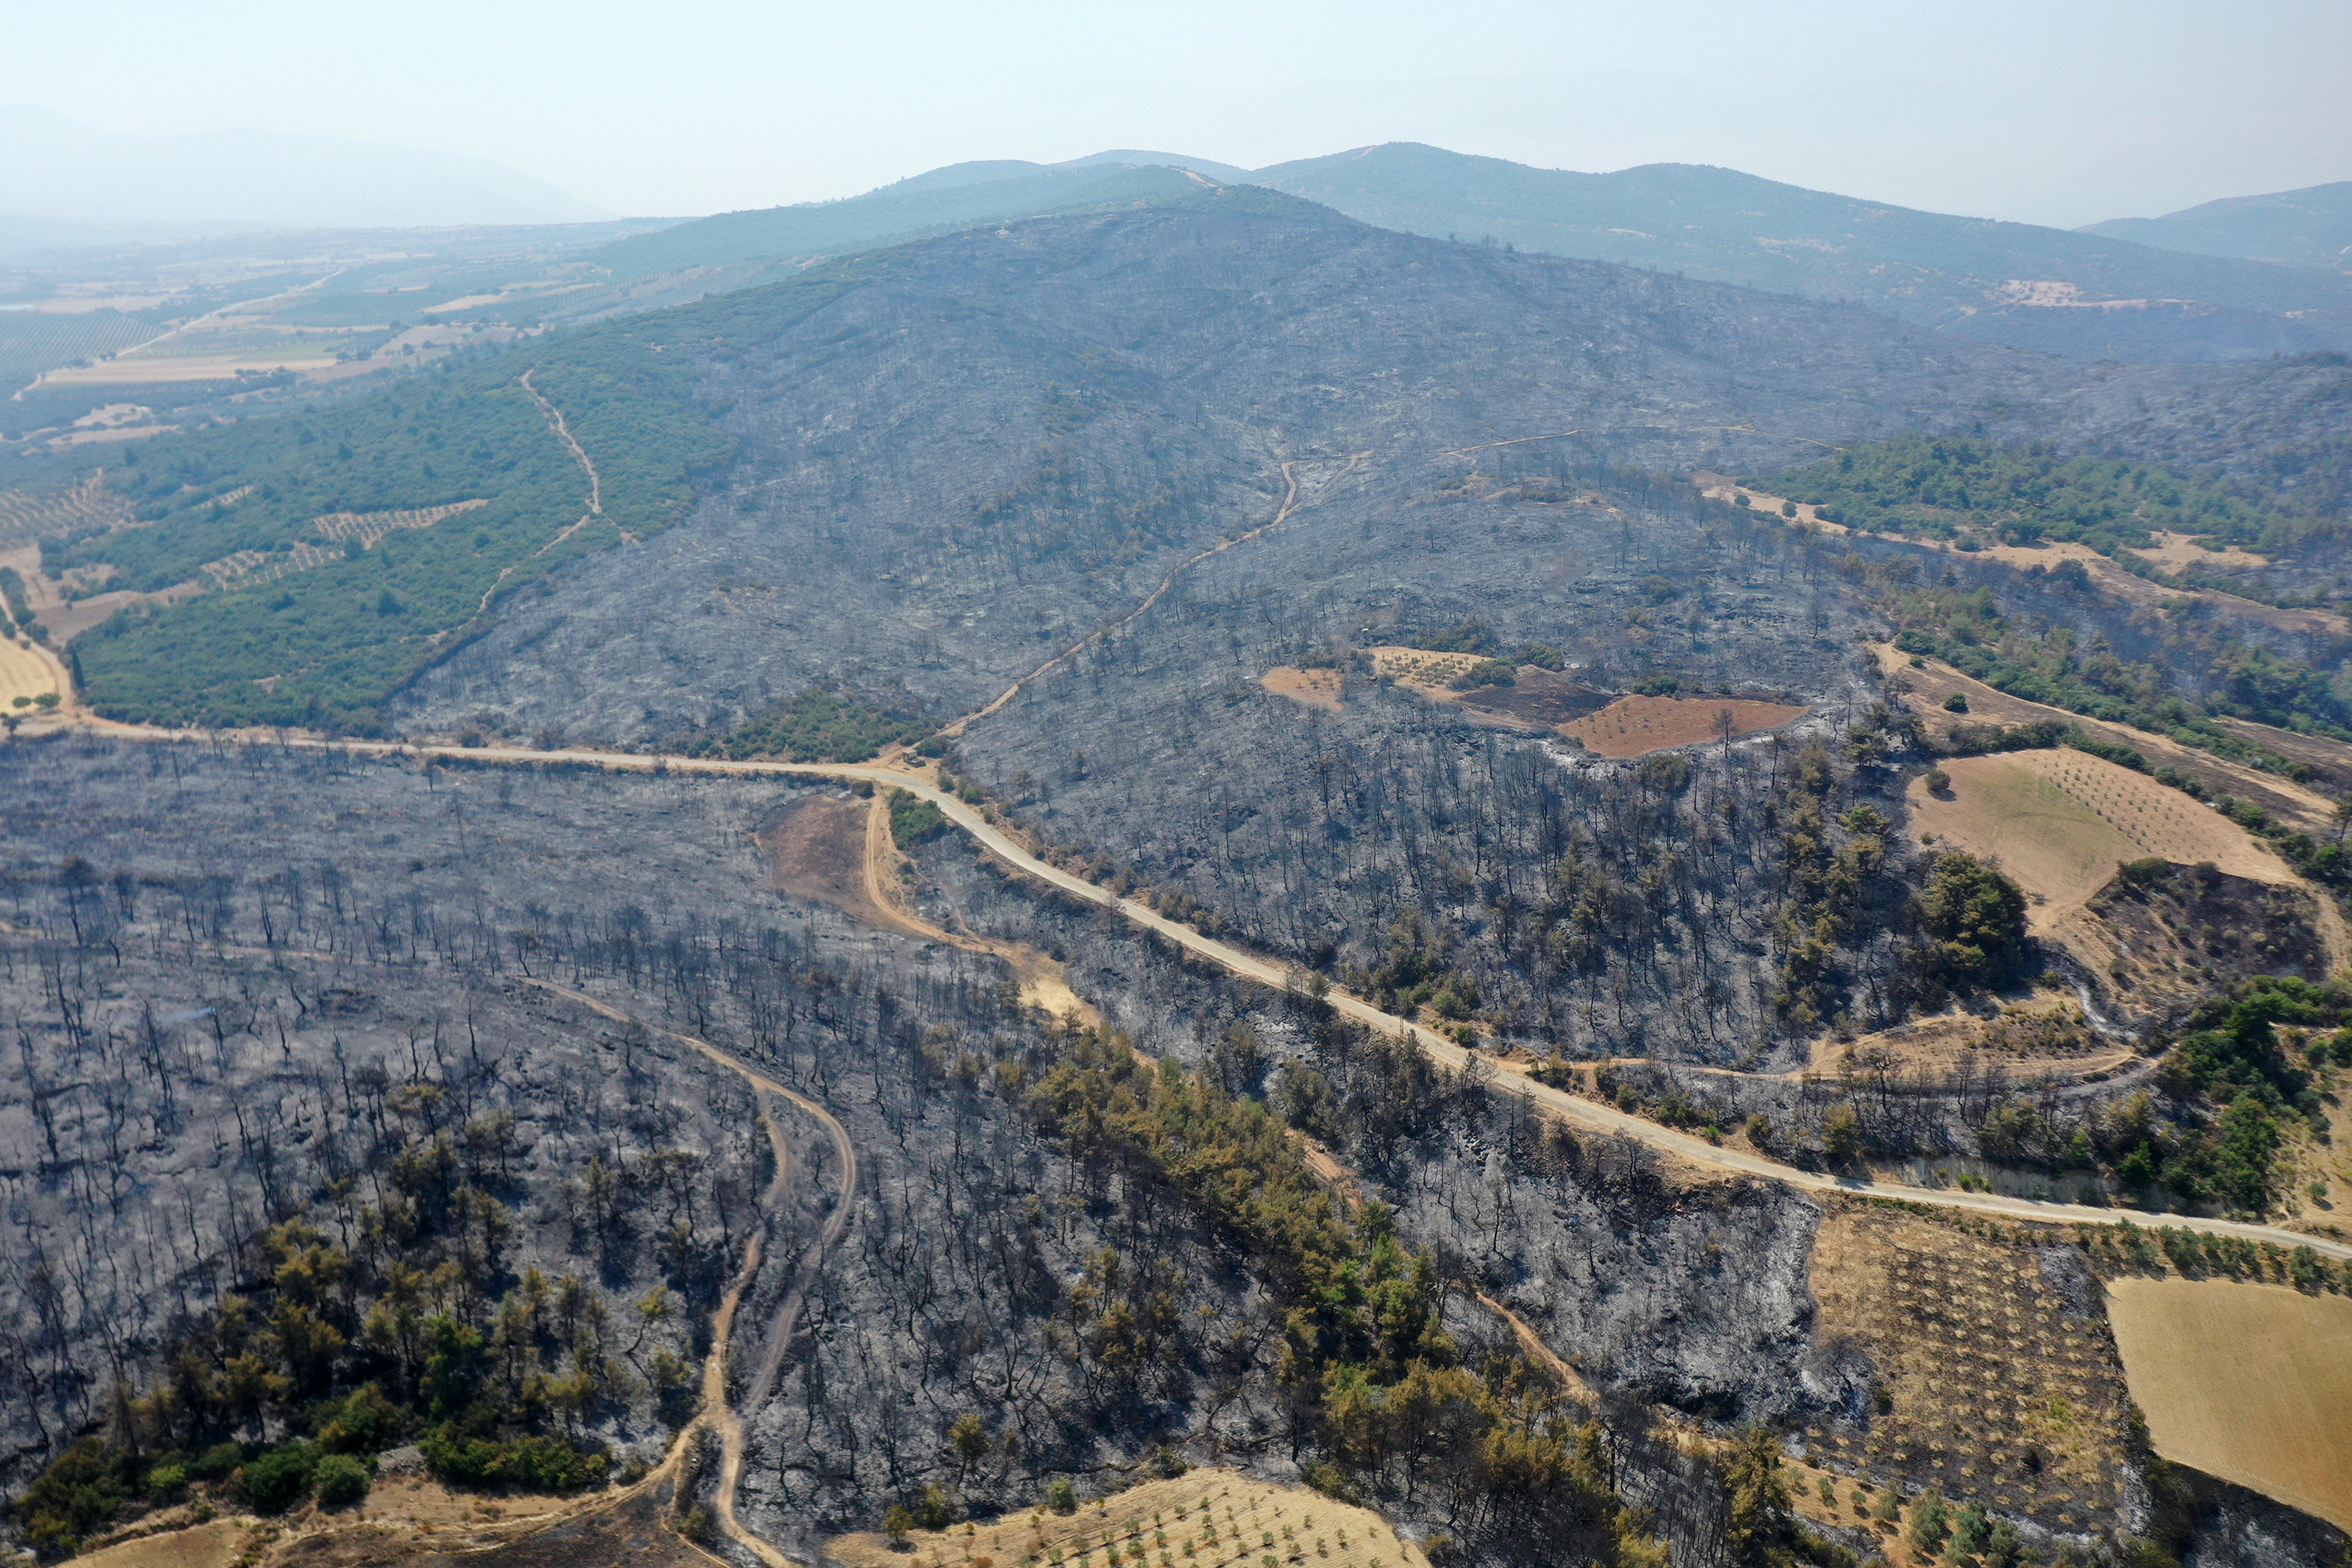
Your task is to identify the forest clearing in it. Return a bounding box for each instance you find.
[1259,665,1344,710]
[2106,1278,2352,1532]
[827,1468,1430,1568]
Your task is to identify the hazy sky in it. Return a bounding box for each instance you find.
[7,0,2349,227]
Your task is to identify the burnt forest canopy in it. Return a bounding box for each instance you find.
[23,180,2352,740]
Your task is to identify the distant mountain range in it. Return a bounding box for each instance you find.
[595,143,2352,363]
[2082,181,2352,272]
[0,106,609,229]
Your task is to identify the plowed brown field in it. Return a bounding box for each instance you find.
[1562,694,1806,757]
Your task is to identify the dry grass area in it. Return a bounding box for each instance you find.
[70,1470,650,1568]
[76,1521,243,1568]
[2212,718,2352,796]
[1806,1206,2133,1533]
[2107,1278,2352,1532]
[2136,532,2270,575]
[1809,994,2128,1083]
[828,1468,1427,1568]
[1260,666,1344,712]
[1907,750,2290,930]
[1561,694,1806,757]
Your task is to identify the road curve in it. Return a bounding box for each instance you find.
[24,721,2352,1263]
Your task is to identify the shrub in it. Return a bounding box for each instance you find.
[1921,767,1951,795]
[1907,1493,1949,1554]
[1047,1477,1079,1515]
[888,789,947,849]
[243,1442,319,1514]
[1941,693,1969,713]
[421,1428,609,1492]
[314,1454,371,1508]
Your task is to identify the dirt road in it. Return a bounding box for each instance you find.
[30,719,2346,1263]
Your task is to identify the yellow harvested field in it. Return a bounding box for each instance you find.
[1907,751,2290,929]
[2107,1278,2352,1531]
[1261,665,1345,711]
[828,1468,1429,1568]
[0,639,58,711]
[73,1521,242,1568]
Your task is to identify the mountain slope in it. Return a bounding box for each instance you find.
[587,162,1210,279]
[1254,144,2352,362]
[2082,181,2352,271]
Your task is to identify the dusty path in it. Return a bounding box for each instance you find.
[942,454,1365,736]
[516,978,855,1566]
[475,370,623,617]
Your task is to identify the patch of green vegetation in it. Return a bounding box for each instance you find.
[1769,436,2294,557]
[887,788,947,849]
[686,689,928,762]
[6,1147,650,1556]
[1913,851,2030,992]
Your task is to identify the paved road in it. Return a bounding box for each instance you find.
[32,722,2352,1264]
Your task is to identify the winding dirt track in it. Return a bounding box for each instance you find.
[515,978,856,1566]
[942,454,1361,735]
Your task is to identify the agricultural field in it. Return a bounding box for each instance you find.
[0,639,58,713]
[0,471,138,545]
[1561,694,1807,757]
[1876,645,2345,833]
[0,308,163,384]
[1805,1206,2134,1534]
[1906,749,2292,929]
[828,1468,1429,1568]
[2106,1279,2352,1532]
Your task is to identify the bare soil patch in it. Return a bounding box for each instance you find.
[1260,665,1344,711]
[827,1467,1428,1568]
[757,794,886,922]
[1806,1205,2133,1534]
[1906,752,2290,931]
[2106,1278,2352,1532]
[1561,694,1806,757]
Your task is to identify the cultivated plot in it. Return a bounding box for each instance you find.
[2106,1278,2352,1532]
[1906,750,2289,930]
[829,1468,1429,1568]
